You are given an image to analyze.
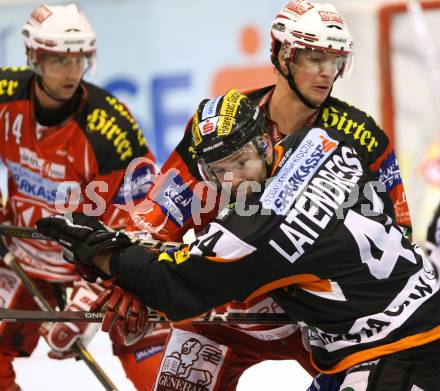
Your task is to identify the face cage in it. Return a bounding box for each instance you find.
[285,44,353,79]
[196,136,267,190]
[27,49,97,76]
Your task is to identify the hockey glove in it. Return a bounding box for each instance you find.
[90,279,152,346]
[40,281,103,359]
[36,212,132,282]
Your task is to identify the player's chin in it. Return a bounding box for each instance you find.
[57,89,76,100]
[307,89,330,105]
[307,92,328,106]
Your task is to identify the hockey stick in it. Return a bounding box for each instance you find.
[1,249,118,391]
[0,224,182,253]
[0,307,296,325]
[0,224,48,240]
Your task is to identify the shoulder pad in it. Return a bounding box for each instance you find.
[246,85,274,103]
[76,82,149,174]
[318,96,389,155]
[322,96,384,131]
[0,67,33,103]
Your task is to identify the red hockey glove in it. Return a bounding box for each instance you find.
[90,280,152,346]
[36,212,132,282]
[40,281,102,359]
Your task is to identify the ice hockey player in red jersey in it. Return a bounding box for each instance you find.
[135,1,410,242]
[0,4,156,390]
[38,92,440,391]
[106,2,412,389]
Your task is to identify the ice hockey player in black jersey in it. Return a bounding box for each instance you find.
[37,92,440,390]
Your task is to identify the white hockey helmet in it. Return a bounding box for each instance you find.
[22,4,96,69]
[271,1,353,78]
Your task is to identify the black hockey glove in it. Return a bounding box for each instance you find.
[36,212,132,282]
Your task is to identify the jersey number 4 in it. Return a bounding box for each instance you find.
[344,209,417,279]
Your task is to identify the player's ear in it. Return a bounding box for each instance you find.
[277,44,289,74]
[262,133,274,165]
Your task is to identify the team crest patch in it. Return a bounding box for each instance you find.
[377,151,402,192]
[154,328,229,390]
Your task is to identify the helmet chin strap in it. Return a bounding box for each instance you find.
[284,63,319,109]
[36,76,70,103]
[274,52,333,110]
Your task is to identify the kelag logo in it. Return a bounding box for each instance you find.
[377,151,402,192]
[153,173,193,227]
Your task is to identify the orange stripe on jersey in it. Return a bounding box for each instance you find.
[166,275,329,325]
[368,142,393,173]
[314,324,440,374]
[296,279,332,292]
[271,145,285,176]
[205,255,246,263]
[245,274,329,303]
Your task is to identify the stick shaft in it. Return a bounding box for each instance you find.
[0,307,295,325]
[0,224,182,253]
[0,225,48,240]
[3,254,118,391]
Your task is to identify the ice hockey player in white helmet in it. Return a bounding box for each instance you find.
[0,3,153,390]
[49,2,411,391]
[270,1,353,108]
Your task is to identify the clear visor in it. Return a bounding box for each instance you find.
[33,51,96,77]
[198,141,266,192]
[290,48,353,79]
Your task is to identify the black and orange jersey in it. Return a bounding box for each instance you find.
[0,67,154,281]
[113,127,439,374]
[133,85,410,242]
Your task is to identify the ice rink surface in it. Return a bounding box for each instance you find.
[14,331,313,390]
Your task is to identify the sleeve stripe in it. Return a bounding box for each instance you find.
[244,273,330,303]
